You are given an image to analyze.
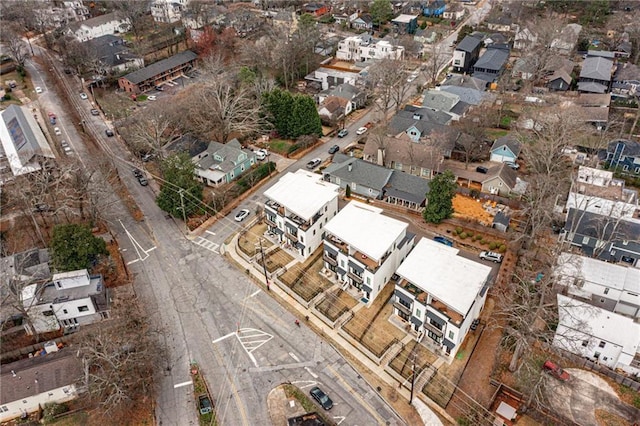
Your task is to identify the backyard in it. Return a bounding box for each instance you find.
[279,250,332,302]
[342,285,406,358]
[316,288,358,322]
[390,341,438,381]
[256,247,293,273]
[238,223,272,257]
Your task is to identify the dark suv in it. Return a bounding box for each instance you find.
[310,386,333,410]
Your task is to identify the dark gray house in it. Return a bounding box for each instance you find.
[578,56,614,94]
[388,105,452,142]
[452,35,482,73]
[472,46,510,82]
[562,208,640,267]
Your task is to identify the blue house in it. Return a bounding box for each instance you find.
[423,0,446,17]
[602,139,640,176]
[192,138,256,187]
[391,14,419,35]
[490,134,521,163]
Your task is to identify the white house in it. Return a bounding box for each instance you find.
[0,351,82,423]
[264,170,340,259]
[323,201,415,304]
[513,28,537,50]
[336,34,404,62]
[21,269,109,335]
[67,12,130,42]
[305,66,364,91]
[564,166,638,220]
[394,238,492,359]
[555,252,640,319]
[151,0,190,23]
[553,294,640,376]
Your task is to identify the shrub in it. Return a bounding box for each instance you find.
[498,244,507,252]
[475,234,483,241]
[43,403,69,423]
[287,143,300,154]
[480,239,487,245]
[455,227,463,234]
[488,242,497,250]
[469,189,480,198]
[459,232,468,239]
[467,231,474,238]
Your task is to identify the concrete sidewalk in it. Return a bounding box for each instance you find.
[224,233,449,426]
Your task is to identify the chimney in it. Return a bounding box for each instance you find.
[377,148,385,166]
[116,54,120,60]
[348,163,352,172]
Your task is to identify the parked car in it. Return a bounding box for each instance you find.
[35,87,43,94]
[79,92,88,100]
[90,109,100,116]
[309,386,333,410]
[470,319,480,331]
[133,169,143,178]
[147,95,157,101]
[306,158,321,169]
[198,395,213,415]
[234,209,250,222]
[254,149,268,161]
[433,236,453,247]
[337,129,348,138]
[137,177,149,186]
[105,129,114,137]
[50,116,56,125]
[54,127,61,136]
[155,85,164,91]
[476,166,488,174]
[543,360,570,381]
[505,161,520,170]
[356,127,368,135]
[479,251,503,263]
[328,145,340,154]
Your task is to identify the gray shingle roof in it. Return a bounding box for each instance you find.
[483,162,517,189]
[384,171,430,204]
[607,139,640,157]
[439,85,490,105]
[68,11,124,32]
[577,81,608,93]
[194,138,252,173]
[2,105,54,165]
[490,134,521,157]
[456,35,482,53]
[323,155,393,191]
[122,50,197,85]
[85,35,140,68]
[473,48,510,72]
[579,56,613,82]
[422,90,460,112]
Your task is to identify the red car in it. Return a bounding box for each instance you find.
[543,360,570,381]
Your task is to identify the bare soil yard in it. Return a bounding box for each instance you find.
[238,223,271,257]
[257,247,292,273]
[316,288,357,321]
[280,251,332,302]
[453,194,494,223]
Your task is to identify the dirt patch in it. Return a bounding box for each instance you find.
[389,341,438,380]
[257,247,293,273]
[238,223,271,257]
[595,409,632,426]
[316,289,357,321]
[280,251,332,302]
[453,194,494,224]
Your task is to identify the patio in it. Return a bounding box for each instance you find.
[279,250,333,302]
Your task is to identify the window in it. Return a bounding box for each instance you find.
[623,165,629,171]
[448,331,454,340]
[581,340,588,347]
[594,352,601,359]
[352,183,357,190]
[325,206,328,212]
[63,309,68,314]
[415,308,421,318]
[299,236,304,243]
[313,230,316,235]
[604,288,609,295]
[582,236,590,244]
[42,310,54,317]
[0,406,8,413]
[366,277,371,285]
[78,306,89,312]
[599,341,606,348]
[340,260,345,267]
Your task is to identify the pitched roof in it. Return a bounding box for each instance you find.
[490,134,521,157]
[456,35,482,53]
[548,70,572,85]
[122,50,197,85]
[577,81,608,93]
[614,63,640,82]
[566,208,640,242]
[68,11,124,32]
[388,105,452,135]
[194,138,251,172]
[85,35,140,67]
[165,134,209,157]
[320,96,347,114]
[422,90,460,112]
[483,162,517,189]
[607,139,640,157]
[384,171,430,205]
[321,83,362,102]
[473,47,510,72]
[440,85,491,105]
[579,56,613,82]
[363,135,443,170]
[324,154,393,192]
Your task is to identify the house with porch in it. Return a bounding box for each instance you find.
[555,252,640,319]
[350,13,373,31]
[612,63,640,99]
[414,28,437,45]
[84,35,144,75]
[578,56,615,94]
[394,238,492,359]
[67,11,130,42]
[323,201,415,304]
[553,294,640,376]
[192,139,255,187]
[263,170,339,259]
[21,269,109,335]
[601,139,640,176]
[490,134,521,163]
[442,4,465,21]
[388,105,452,141]
[316,83,366,114]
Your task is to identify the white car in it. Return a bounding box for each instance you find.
[234,209,250,222]
[407,75,417,83]
[254,149,268,161]
[35,87,43,94]
[80,92,88,100]
[54,127,61,136]
[479,251,503,263]
[147,95,157,101]
[356,127,368,135]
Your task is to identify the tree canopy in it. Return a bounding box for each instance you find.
[422,170,457,224]
[370,0,394,26]
[50,224,108,272]
[262,89,322,139]
[156,153,204,218]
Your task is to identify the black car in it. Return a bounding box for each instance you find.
[138,177,149,186]
[133,169,143,178]
[105,129,115,137]
[90,109,100,116]
[310,386,333,410]
[328,145,340,154]
[476,166,488,174]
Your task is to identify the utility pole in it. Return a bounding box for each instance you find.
[179,189,187,227]
[409,350,417,405]
[259,238,269,289]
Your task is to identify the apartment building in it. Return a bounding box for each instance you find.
[336,34,404,62]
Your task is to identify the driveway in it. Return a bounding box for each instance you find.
[545,368,640,425]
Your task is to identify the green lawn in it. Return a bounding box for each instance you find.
[268,139,294,155]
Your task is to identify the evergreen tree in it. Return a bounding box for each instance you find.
[156,153,203,219]
[50,224,108,271]
[262,89,322,138]
[422,170,457,224]
[370,0,393,27]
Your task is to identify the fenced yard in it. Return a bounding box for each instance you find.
[316,289,357,322]
[389,341,438,381]
[342,285,406,358]
[279,250,332,302]
[238,223,271,257]
[256,247,293,273]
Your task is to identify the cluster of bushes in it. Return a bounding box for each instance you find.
[236,162,276,193]
[453,227,507,252]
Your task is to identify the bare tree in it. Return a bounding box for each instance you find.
[367,58,406,118]
[123,104,181,160]
[421,43,450,87]
[109,0,151,41]
[3,25,29,69]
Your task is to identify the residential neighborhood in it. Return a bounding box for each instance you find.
[1,0,640,425]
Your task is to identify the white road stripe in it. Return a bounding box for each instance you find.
[289,352,300,362]
[212,332,236,344]
[173,380,192,388]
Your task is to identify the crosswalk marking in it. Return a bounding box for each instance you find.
[193,236,220,254]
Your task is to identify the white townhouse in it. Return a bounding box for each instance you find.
[336,34,404,62]
[67,12,130,42]
[151,0,190,23]
[264,170,340,259]
[564,166,638,220]
[323,201,415,304]
[394,238,492,359]
[21,269,109,335]
[554,294,640,376]
[555,252,640,319]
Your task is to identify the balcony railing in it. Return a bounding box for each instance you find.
[285,232,298,243]
[265,216,277,227]
[393,301,411,316]
[423,321,444,337]
[323,254,338,266]
[347,270,363,284]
